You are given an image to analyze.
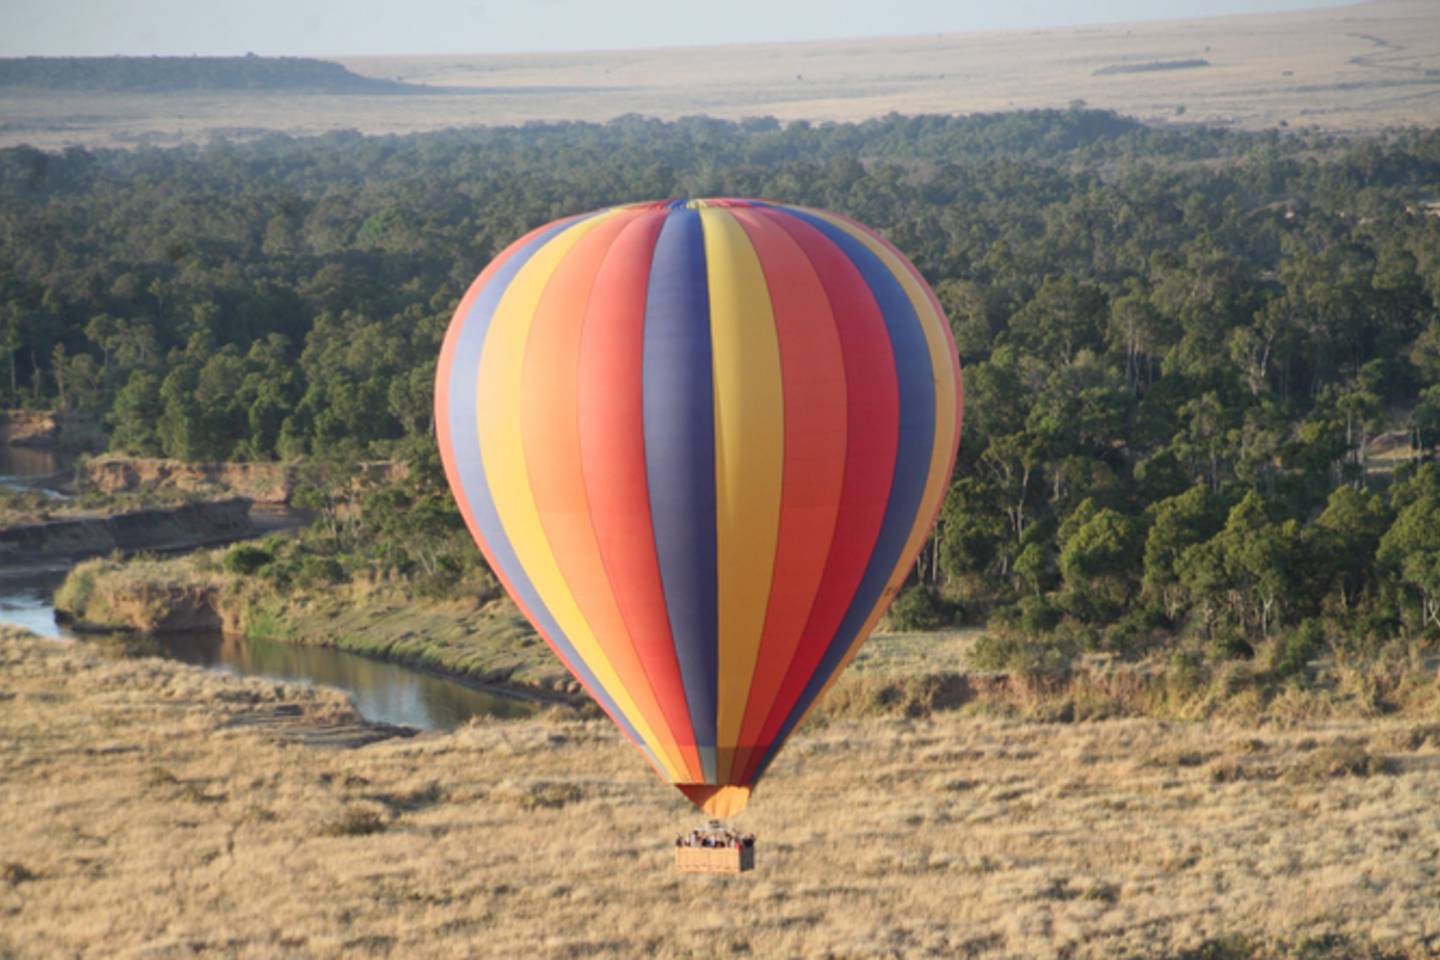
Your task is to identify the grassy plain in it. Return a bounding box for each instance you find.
[2,626,1439,958]
[5,0,1438,150]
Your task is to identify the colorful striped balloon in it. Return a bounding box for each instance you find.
[435,198,962,817]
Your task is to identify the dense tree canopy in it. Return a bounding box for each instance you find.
[5,108,1440,655]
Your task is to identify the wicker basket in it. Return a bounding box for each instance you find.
[675,844,755,875]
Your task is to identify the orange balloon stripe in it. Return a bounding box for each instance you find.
[735,206,902,784]
[771,215,964,734]
[519,208,695,780]
[577,211,705,779]
[435,214,668,781]
[832,210,965,466]
[726,206,849,777]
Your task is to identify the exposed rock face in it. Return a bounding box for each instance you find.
[0,498,256,565]
[0,411,60,446]
[84,458,296,504]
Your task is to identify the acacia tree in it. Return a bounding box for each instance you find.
[981,431,1045,559]
[1142,486,1222,621]
[1215,492,1294,638]
[1378,495,1440,630]
[1058,501,1141,620]
[1308,486,1389,611]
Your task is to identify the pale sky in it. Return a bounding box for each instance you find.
[4,0,1357,57]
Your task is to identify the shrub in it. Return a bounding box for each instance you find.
[1018,595,1062,636]
[2,863,37,886]
[1289,743,1395,782]
[971,631,1074,681]
[887,583,953,631]
[1166,648,1208,696]
[53,562,101,616]
[1101,609,1158,658]
[243,603,283,642]
[223,544,273,576]
[320,808,388,836]
[1274,619,1326,680]
[1207,628,1254,661]
[294,555,344,589]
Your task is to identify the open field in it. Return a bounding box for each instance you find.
[4,0,1439,150]
[3,626,1440,958]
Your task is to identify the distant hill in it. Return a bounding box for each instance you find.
[0,56,429,94]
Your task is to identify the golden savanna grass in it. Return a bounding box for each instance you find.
[4,626,1440,958]
[5,0,1439,151]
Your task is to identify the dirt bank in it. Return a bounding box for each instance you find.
[2,625,1438,958]
[0,410,59,446]
[82,456,411,505]
[83,457,297,504]
[0,410,103,451]
[0,497,256,565]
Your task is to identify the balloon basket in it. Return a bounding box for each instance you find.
[674,820,756,875]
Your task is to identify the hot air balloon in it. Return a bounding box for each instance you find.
[435,198,962,820]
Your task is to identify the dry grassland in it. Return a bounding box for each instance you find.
[3,626,1440,958]
[5,1,1439,151]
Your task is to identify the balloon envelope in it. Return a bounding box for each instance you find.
[435,198,962,816]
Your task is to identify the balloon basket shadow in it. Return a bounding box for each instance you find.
[674,820,756,875]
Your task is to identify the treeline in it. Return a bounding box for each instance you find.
[0,56,421,94]
[4,109,1440,659]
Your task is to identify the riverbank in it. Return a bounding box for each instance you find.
[43,549,1056,719]
[3,624,1439,958]
[54,551,587,705]
[0,497,262,565]
[53,547,1440,727]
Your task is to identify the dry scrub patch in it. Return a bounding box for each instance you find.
[2,626,1439,958]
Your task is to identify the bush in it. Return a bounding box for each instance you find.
[1166,648,1208,696]
[2,862,37,886]
[53,562,100,617]
[1101,609,1160,658]
[1274,619,1326,680]
[1289,743,1395,782]
[320,807,388,837]
[887,584,953,631]
[1207,628,1254,661]
[971,631,1074,681]
[990,596,1064,637]
[294,555,344,590]
[223,544,273,576]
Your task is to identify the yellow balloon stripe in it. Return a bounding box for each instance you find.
[699,206,785,784]
[475,208,685,782]
[797,208,959,706]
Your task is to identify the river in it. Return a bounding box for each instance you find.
[0,445,535,730]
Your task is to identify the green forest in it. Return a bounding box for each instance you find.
[6,109,1440,672]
